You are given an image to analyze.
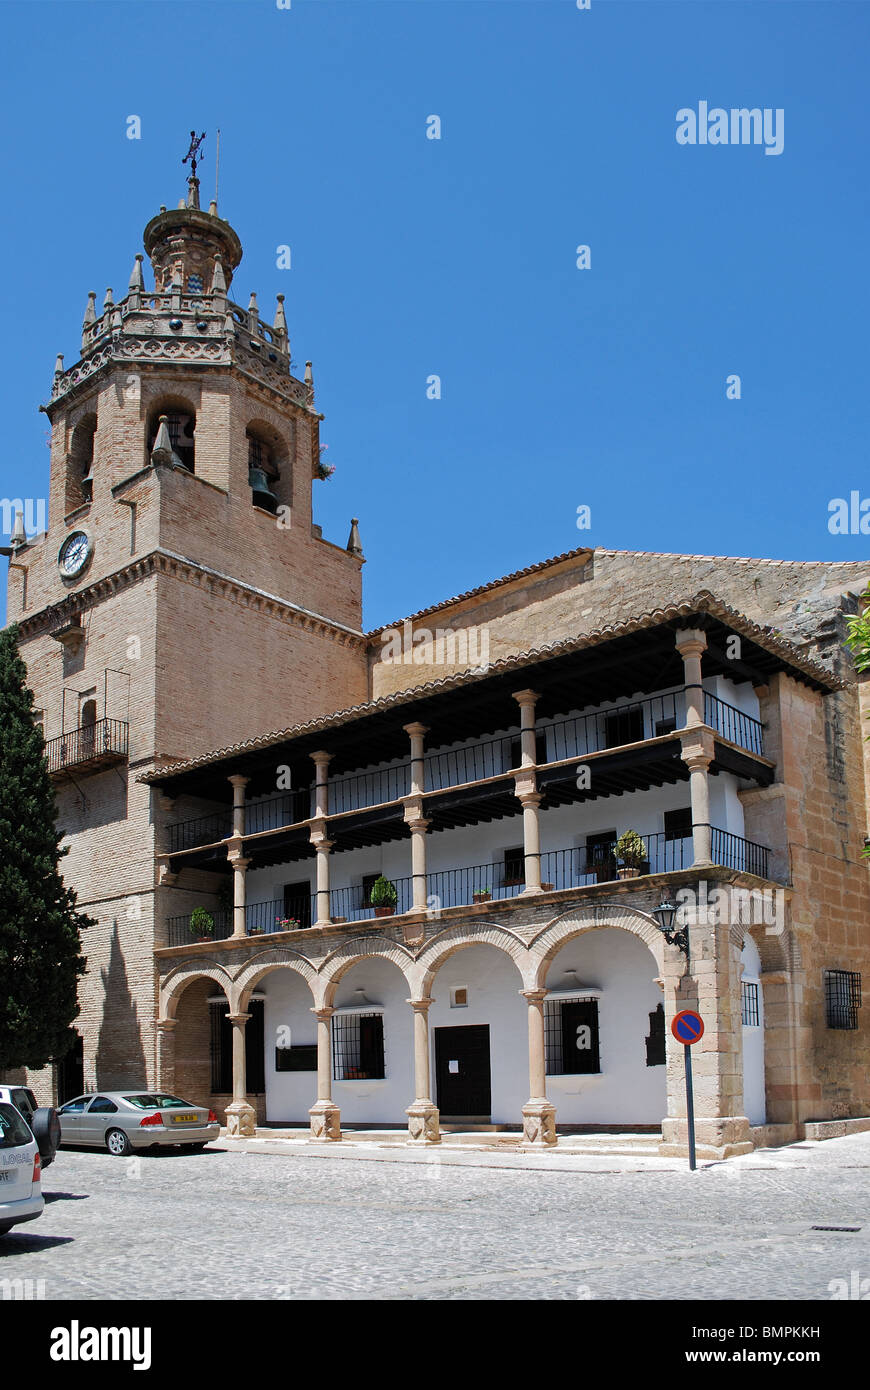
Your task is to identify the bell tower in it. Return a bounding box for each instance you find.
[4,149,369,1095]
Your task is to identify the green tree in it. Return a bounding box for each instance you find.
[845,588,870,672]
[0,624,89,1070]
[844,589,870,860]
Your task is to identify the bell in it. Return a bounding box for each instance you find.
[81,467,95,498]
[248,466,278,513]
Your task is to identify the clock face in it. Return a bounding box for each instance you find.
[58,531,92,578]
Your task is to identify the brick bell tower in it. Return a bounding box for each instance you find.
[4,150,368,1098]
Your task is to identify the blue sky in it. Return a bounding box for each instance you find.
[1,0,868,629]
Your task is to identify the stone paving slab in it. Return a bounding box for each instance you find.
[0,1133,866,1301]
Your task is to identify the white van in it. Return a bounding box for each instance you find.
[0,1101,44,1235]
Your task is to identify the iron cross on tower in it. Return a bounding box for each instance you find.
[182,130,206,178]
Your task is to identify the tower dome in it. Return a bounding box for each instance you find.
[143,175,242,294]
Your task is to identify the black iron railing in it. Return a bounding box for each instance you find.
[708,826,769,877]
[166,811,233,854]
[327,763,412,814]
[45,718,128,775]
[245,790,312,834]
[702,692,764,756]
[427,862,526,910]
[541,692,682,764]
[328,876,414,922]
[166,909,233,948]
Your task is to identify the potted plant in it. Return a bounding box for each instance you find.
[189,906,215,943]
[472,886,492,903]
[369,875,398,917]
[275,916,301,932]
[615,829,647,879]
[314,444,335,480]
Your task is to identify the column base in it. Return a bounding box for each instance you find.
[519,886,544,897]
[520,1100,557,1148]
[659,1115,754,1160]
[224,1100,257,1138]
[308,1101,342,1142]
[406,1102,441,1145]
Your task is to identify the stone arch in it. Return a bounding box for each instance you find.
[159,960,234,1019]
[234,949,318,1013]
[529,902,665,988]
[319,934,415,1005]
[411,920,534,997]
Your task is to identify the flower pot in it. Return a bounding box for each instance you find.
[374,905,396,917]
[473,892,491,903]
[541,882,555,892]
[617,867,641,880]
[194,936,213,944]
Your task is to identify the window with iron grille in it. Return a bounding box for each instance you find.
[209,999,265,1092]
[332,1012,385,1080]
[741,980,760,1027]
[645,1002,666,1065]
[825,970,862,1030]
[544,998,600,1075]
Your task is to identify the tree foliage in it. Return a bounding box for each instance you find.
[0,625,89,1070]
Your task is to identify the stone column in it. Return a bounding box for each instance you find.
[403,721,429,794]
[402,799,430,915]
[406,998,440,1144]
[228,773,249,837]
[520,989,556,1146]
[676,628,707,728]
[512,688,540,767]
[512,690,544,893]
[309,826,333,927]
[228,849,250,938]
[309,1006,341,1141]
[680,730,715,868]
[224,1012,257,1136]
[311,750,331,818]
[155,1018,176,1094]
[659,904,753,1160]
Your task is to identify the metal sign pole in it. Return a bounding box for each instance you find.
[684,1041,696,1172]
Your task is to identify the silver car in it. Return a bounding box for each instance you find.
[0,1101,44,1235]
[57,1092,220,1156]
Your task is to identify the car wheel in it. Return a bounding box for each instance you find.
[105,1128,132,1157]
[0,1223,13,1235]
[31,1107,62,1167]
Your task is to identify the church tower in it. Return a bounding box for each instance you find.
[4,154,369,1098]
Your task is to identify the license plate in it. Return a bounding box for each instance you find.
[171,1114,198,1124]
[0,1170,12,1182]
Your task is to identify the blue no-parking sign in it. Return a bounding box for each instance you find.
[671,1010,704,1170]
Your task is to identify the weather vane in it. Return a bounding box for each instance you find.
[182,130,206,178]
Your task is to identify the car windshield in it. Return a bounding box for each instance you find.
[123,1094,194,1110]
[0,1102,34,1148]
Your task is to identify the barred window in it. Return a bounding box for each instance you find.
[332,1012,384,1080]
[545,998,600,1075]
[825,970,862,1030]
[209,998,265,1092]
[741,980,760,1027]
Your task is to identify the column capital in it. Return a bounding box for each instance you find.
[227,1012,250,1026]
[403,721,429,738]
[512,687,540,707]
[312,1006,335,1022]
[521,988,548,1004]
[156,1017,177,1032]
[310,749,332,770]
[680,728,715,766]
[228,852,250,870]
[675,627,708,658]
[311,834,334,853]
[228,774,249,790]
[515,787,542,810]
[407,997,433,1013]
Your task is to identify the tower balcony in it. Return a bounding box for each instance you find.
[45,718,129,779]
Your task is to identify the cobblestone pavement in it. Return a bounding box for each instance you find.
[1,1134,868,1301]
